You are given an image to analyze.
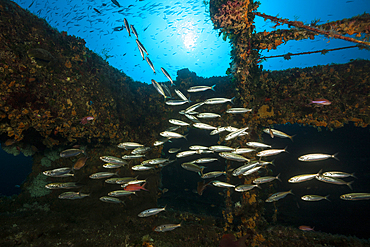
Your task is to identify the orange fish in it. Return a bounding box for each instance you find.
[299,225,314,231]
[197,180,211,195]
[4,139,16,146]
[73,156,89,170]
[124,182,148,192]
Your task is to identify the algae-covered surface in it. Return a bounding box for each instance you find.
[1,0,370,246]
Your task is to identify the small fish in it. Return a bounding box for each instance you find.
[299,225,315,231]
[193,158,218,164]
[253,174,281,184]
[130,24,138,39]
[246,142,271,149]
[231,148,255,154]
[138,206,166,217]
[235,184,260,192]
[181,163,204,174]
[161,67,174,85]
[185,102,205,113]
[323,171,356,179]
[197,113,221,118]
[165,99,189,106]
[201,171,226,179]
[174,89,189,101]
[187,85,216,92]
[226,108,252,114]
[124,182,148,192]
[100,196,124,204]
[169,119,190,126]
[160,131,186,139]
[315,175,354,189]
[45,182,81,190]
[256,147,287,157]
[141,158,169,166]
[268,126,274,138]
[60,149,84,158]
[193,122,217,130]
[168,147,181,153]
[131,146,151,154]
[103,163,124,169]
[111,0,121,8]
[242,165,264,176]
[117,142,144,150]
[212,181,235,188]
[113,25,124,31]
[108,190,136,197]
[340,193,370,201]
[89,172,118,179]
[176,150,198,158]
[265,190,293,202]
[93,8,101,14]
[224,127,249,141]
[151,79,168,99]
[309,98,331,106]
[204,97,235,105]
[58,191,90,200]
[262,129,294,141]
[197,180,212,195]
[301,195,330,202]
[135,39,148,55]
[43,167,73,177]
[189,145,209,150]
[209,145,235,152]
[219,152,250,162]
[288,171,320,183]
[298,153,339,162]
[122,154,145,159]
[73,156,89,170]
[154,223,181,232]
[146,57,156,74]
[232,161,260,177]
[100,156,126,164]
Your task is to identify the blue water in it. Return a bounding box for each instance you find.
[14,0,370,83]
[0,145,33,196]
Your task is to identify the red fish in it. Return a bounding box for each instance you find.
[309,98,331,106]
[299,225,314,231]
[80,116,94,125]
[219,234,248,247]
[124,182,148,192]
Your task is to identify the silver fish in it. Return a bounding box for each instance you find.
[315,175,354,189]
[176,150,198,158]
[209,145,235,152]
[256,147,287,157]
[130,24,138,39]
[154,223,181,232]
[100,156,126,164]
[45,182,81,190]
[219,152,250,162]
[146,57,156,74]
[201,171,226,179]
[135,39,148,55]
[153,138,170,146]
[90,172,118,179]
[117,142,144,150]
[246,142,271,149]
[103,163,124,169]
[160,131,186,139]
[60,149,84,158]
[231,148,255,154]
[298,153,339,162]
[193,122,217,130]
[187,85,216,92]
[100,196,124,204]
[161,67,174,85]
[131,165,155,171]
[197,113,221,118]
[235,184,260,192]
[168,147,181,153]
[138,206,166,217]
[123,18,130,36]
[43,167,73,177]
[108,190,135,197]
[189,145,209,150]
[288,172,320,183]
[137,42,145,60]
[131,147,151,154]
[212,181,235,188]
[122,154,145,159]
[232,161,260,176]
[161,83,172,98]
[253,174,281,184]
[301,195,330,202]
[169,119,190,126]
[151,79,168,99]
[141,158,169,166]
[210,127,227,135]
[242,165,264,176]
[58,192,90,200]
[226,108,252,114]
[266,190,293,202]
[181,162,204,174]
[174,89,188,101]
[322,171,356,178]
[193,158,218,164]
[185,102,205,113]
[204,97,235,104]
[340,193,370,201]
[165,99,189,106]
[224,127,249,141]
[184,113,201,123]
[263,128,294,141]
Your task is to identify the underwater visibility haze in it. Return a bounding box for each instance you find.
[0,0,370,246]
